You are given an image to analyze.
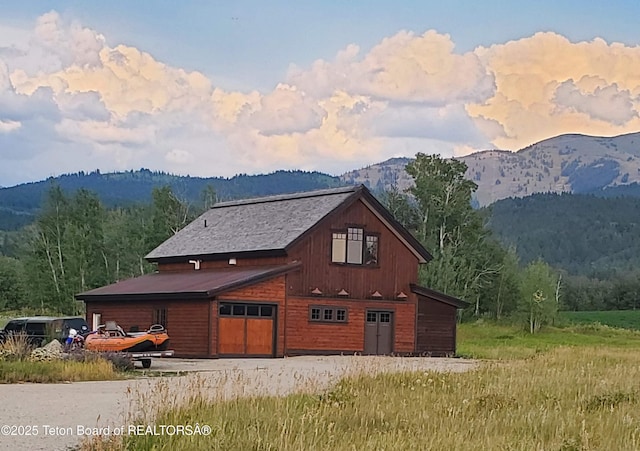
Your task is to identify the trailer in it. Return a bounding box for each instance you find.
[129,350,174,368]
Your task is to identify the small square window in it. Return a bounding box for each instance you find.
[219,304,232,316]
[367,312,377,322]
[260,306,273,317]
[246,305,259,316]
[232,305,246,316]
[310,306,348,323]
[323,309,334,321]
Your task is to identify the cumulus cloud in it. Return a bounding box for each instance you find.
[469,32,640,148]
[554,80,637,125]
[247,84,327,136]
[288,30,495,105]
[2,13,640,186]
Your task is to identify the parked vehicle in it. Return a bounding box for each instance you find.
[0,316,89,347]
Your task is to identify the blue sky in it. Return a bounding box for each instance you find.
[1,1,639,185]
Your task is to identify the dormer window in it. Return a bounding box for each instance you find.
[332,227,379,266]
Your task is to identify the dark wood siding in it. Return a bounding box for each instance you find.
[416,297,457,356]
[158,257,288,272]
[85,300,211,357]
[286,199,419,301]
[285,296,415,354]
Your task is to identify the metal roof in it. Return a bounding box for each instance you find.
[410,284,470,309]
[76,263,301,302]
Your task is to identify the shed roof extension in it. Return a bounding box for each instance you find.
[75,263,300,302]
[145,185,432,263]
[410,284,470,309]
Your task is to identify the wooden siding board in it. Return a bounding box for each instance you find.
[285,297,415,354]
[286,199,419,301]
[159,257,288,272]
[85,300,211,357]
[416,297,457,355]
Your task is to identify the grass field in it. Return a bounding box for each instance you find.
[84,322,640,450]
[560,309,640,330]
[457,321,640,359]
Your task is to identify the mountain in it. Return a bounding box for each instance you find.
[341,132,640,206]
[4,131,640,231]
[0,169,343,230]
[340,157,415,194]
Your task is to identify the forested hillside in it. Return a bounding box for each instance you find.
[485,192,640,311]
[486,193,640,276]
[0,169,343,231]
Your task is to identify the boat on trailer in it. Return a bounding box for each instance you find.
[84,321,171,353]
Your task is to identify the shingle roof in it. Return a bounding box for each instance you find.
[75,263,301,301]
[145,184,432,263]
[146,186,359,261]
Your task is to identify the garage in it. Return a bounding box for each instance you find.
[218,302,276,357]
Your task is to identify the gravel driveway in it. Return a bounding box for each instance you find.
[0,356,477,450]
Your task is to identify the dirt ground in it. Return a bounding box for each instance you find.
[0,355,477,451]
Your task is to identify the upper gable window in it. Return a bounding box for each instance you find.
[332,227,379,266]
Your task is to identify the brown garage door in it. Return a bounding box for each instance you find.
[218,303,275,357]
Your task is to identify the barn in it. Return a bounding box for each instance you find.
[76,185,468,357]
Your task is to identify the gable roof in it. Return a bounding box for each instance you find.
[145,185,432,263]
[76,263,301,302]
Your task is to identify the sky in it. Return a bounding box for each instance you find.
[1,1,640,187]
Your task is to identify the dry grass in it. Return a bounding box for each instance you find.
[0,333,125,383]
[0,358,121,383]
[83,346,640,450]
[0,331,33,360]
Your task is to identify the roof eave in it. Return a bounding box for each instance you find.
[358,188,433,263]
[146,248,288,264]
[410,283,470,309]
[76,262,302,302]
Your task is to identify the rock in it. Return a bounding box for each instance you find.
[30,340,64,362]
[43,339,63,353]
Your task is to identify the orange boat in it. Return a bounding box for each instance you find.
[84,322,170,353]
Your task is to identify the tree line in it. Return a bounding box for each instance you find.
[381,153,560,332]
[0,185,200,314]
[1,155,613,332]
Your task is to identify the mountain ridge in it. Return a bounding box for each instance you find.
[340,131,640,206]
[3,130,640,230]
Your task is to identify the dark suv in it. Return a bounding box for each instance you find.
[0,316,89,347]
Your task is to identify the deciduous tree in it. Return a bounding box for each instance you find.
[519,259,559,333]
